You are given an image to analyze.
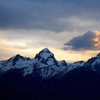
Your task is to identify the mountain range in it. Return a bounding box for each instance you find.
[0,48,100,100]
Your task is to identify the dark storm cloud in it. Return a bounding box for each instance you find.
[64,31,100,51]
[0,0,100,31]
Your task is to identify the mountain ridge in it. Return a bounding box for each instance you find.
[0,48,68,79]
[0,48,100,100]
[0,48,100,79]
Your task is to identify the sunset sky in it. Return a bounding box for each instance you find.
[0,0,100,62]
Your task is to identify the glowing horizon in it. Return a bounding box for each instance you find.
[0,1,100,62]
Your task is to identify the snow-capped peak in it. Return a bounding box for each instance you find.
[31,48,68,79]
[7,54,31,63]
[35,48,54,60]
[9,54,24,61]
[41,48,50,53]
[84,53,100,72]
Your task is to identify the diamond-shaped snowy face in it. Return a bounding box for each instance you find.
[39,52,53,60]
[35,48,54,60]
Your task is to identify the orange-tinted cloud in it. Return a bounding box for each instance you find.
[92,31,100,48]
[64,31,100,54]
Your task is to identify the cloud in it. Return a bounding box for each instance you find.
[64,31,100,51]
[0,0,100,32]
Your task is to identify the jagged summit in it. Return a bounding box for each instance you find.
[40,48,51,53]
[39,48,53,55]
[8,54,28,62]
[13,54,24,59]
[35,48,54,60]
[8,54,23,61]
